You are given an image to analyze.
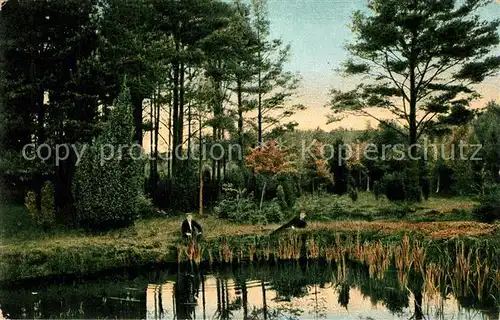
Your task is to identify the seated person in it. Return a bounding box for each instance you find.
[181,214,203,239]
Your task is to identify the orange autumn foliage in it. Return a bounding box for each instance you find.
[305,139,334,183]
[246,140,296,175]
[347,140,367,169]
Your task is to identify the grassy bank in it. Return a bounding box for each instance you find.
[0,194,498,282]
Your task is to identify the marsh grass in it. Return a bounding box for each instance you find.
[173,228,500,306]
[1,196,497,285]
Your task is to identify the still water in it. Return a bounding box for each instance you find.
[1,261,498,319]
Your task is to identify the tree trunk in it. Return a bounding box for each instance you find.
[167,91,172,178]
[187,102,192,159]
[131,91,144,145]
[199,116,204,216]
[54,152,76,225]
[257,24,263,146]
[153,87,161,197]
[237,79,244,168]
[436,174,440,194]
[35,100,45,218]
[260,179,267,211]
[179,62,185,157]
[149,93,154,195]
[172,56,180,177]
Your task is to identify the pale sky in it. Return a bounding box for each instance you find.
[144,0,500,151]
[264,0,500,130]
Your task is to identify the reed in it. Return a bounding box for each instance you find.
[249,244,256,262]
[177,246,183,263]
[219,240,232,263]
[306,236,319,259]
[170,229,498,306]
[277,234,302,261]
[324,247,336,263]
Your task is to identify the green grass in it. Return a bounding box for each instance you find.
[297,191,476,222]
[0,194,493,282]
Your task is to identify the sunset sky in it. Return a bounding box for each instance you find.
[144,0,500,151]
[264,0,500,130]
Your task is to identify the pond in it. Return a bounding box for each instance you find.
[1,261,498,319]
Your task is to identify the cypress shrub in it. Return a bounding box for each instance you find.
[72,86,144,230]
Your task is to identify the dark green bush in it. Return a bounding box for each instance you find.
[169,160,199,212]
[25,181,55,228]
[137,195,155,219]
[295,195,352,221]
[276,184,288,211]
[261,198,285,223]
[348,187,358,202]
[276,174,298,208]
[380,166,422,203]
[373,180,383,200]
[421,177,430,201]
[381,173,406,201]
[403,165,422,202]
[380,204,412,219]
[223,165,246,190]
[472,187,500,223]
[72,86,144,230]
[215,185,285,225]
[215,188,256,222]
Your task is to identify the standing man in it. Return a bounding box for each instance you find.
[181,214,203,239]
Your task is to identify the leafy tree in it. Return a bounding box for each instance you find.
[474,101,500,185]
[0,0,105,221]
[329,0,500,148]
[330,0,500,201]
[303,139,334,194]
[100,0,168,145]
[251,0,304,145]
[246,140,295,210]
[73,85,144,230]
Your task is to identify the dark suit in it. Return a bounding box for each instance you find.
[181,219,203,238]
[270,216,307,235]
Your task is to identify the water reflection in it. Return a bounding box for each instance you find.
[1,261,498,319]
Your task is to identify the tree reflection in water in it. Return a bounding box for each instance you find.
[1,260,498,319]
[174,262,201,320]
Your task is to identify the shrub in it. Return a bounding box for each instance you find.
[261,198,285,224]
[25,181,55,228]
[276,184,288,211]
[169,160,199,212]
[215,185,285,225]
[403,165,421,202]
[295,195,351,221]
[380,167,422,203]
[276,174,298,207]
[472,187,500,223]
[421,177,430,201]
[215,188,256,222]
[380,203,412,219]
[381,173,406,201]
[137,195,155,219]
[72,86,144,230]
[224,165,246,190]
[373,180,383,200]
[348,187,358,202]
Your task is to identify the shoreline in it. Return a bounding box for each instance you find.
[1,219,498,283]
